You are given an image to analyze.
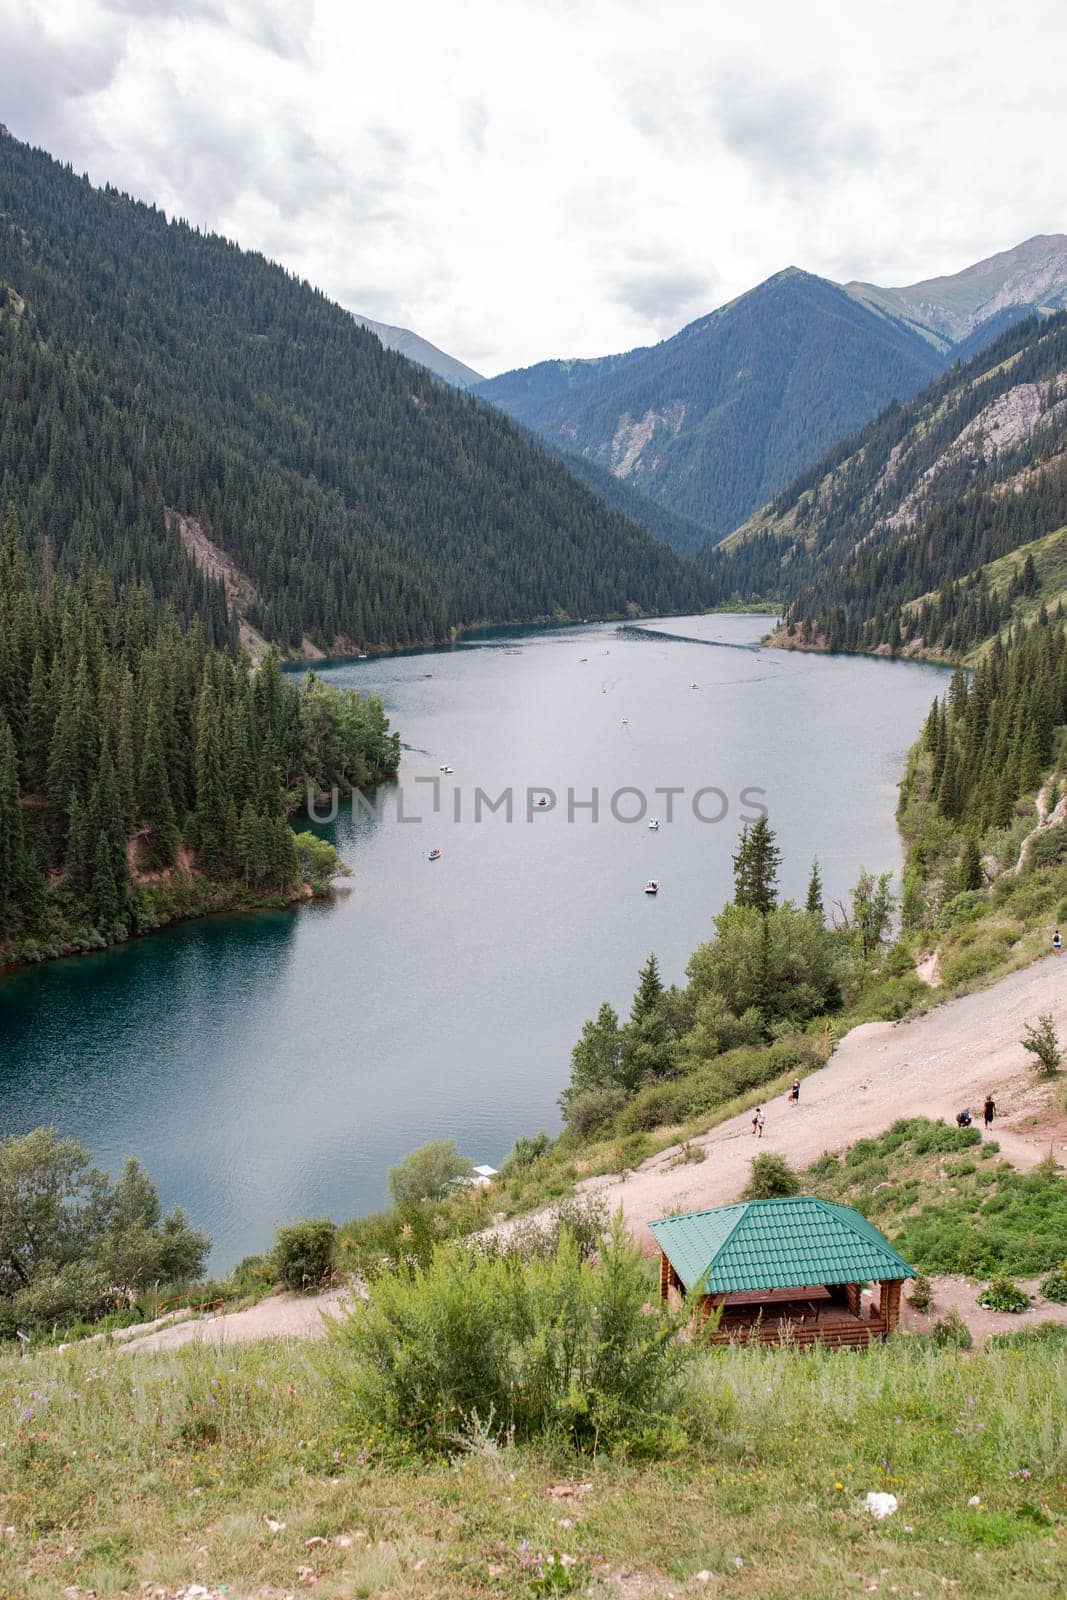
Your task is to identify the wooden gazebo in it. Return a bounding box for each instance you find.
[649,1197,915,1349]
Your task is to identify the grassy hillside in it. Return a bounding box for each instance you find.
[2,1312,1065,1598]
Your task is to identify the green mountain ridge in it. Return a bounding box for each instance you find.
[0,131,703,657]
[477,270,946,540]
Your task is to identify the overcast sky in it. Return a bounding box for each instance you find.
[3,0,1066,375]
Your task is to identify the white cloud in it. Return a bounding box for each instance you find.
[2,0,1066,374]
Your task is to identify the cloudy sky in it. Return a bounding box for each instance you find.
[3,0,1065,375]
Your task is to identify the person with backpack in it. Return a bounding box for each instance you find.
[789,1079,800,1106]
[1053,929,1062,956]
[752,1106,765,1138]
[983,1094,996,1130]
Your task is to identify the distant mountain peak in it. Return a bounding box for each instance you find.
[846,234,1067,345]
[350,313,483,389]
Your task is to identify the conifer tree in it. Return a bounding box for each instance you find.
[805,857,824,919]
[732,817,781,915]
[137,704,178,868]
[0,713,24,916]
[959,835,984,892]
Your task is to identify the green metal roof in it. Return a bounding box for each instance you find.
[648,1197,915,1294]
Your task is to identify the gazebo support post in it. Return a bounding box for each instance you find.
[878,1278,903,1334]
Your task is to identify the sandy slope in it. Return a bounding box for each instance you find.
[120,956,1067,1353]
[502,953,1067,1244]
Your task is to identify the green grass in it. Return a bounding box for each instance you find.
[2,1332,1065,1599]
[806,1119,1067,1278]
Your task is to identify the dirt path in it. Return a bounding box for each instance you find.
[500,954,1067,1245]
[116,1285,356,1356]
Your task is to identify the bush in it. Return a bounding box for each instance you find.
[1027,827,1067,870]
[387,1139,471,1206]
[273,1219,337,1290]
[1021,1015,1061,1076]
[332,1218,690,1455]
[615,1079,696,1134]
[481,1197,609,1266]
[742,1153,800,1199]
[500,1131,553,1175]
[1039,1264,1067,1304]
[562,1088,627,1139]
[931,1308,973,1349]
[978,1276,1029,1313]
[909,1273,933,1313]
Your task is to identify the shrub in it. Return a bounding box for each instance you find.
[615,1080,694,1134]
[978,1276,1029,1313]
[387,1139,471,1206]
[1027,827,1067,870]
[909,1273,933,1313]
[562,1088,627,1139]
[482,1197,609,1267]
[1021,1015,1061,1075]
[332,1218,690,1455]
[742,1153,800,1199]
[1039,1264,1067,1304]
[500,1131,553,1175]
[273,1219,337,1290]
[931,1308,973,1349]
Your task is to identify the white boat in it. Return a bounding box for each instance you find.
[644,880,659,895]
[648,818,659,830]
[439,764,454,773]
[429,849,442,861]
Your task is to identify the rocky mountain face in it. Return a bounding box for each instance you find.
[476,270,944,541]
[846,235,1067,348]
[699,312,1067,658]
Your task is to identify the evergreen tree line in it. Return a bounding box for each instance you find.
[0,504,399,958]
[0,131,704,656]
[916,614,1067,839]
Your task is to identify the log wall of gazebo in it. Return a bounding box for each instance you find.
[657,1248,905,1350]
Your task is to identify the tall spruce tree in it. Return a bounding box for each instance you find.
[732,817,781,915]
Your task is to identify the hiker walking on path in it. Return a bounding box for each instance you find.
[752,1106,765,1138]
[789,1079,800,1106]
[983,1093,996,1130]
[1054,929,1062,956]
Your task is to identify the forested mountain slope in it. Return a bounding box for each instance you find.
[700,313,1067,656]
[0,133,702,656]
[477,270,945,537]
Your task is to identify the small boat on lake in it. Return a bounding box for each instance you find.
[644,880,659,895]
[429,849,442,861]
[648,818,660,830]
[536,795,549,807]
[439,764,454,773]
